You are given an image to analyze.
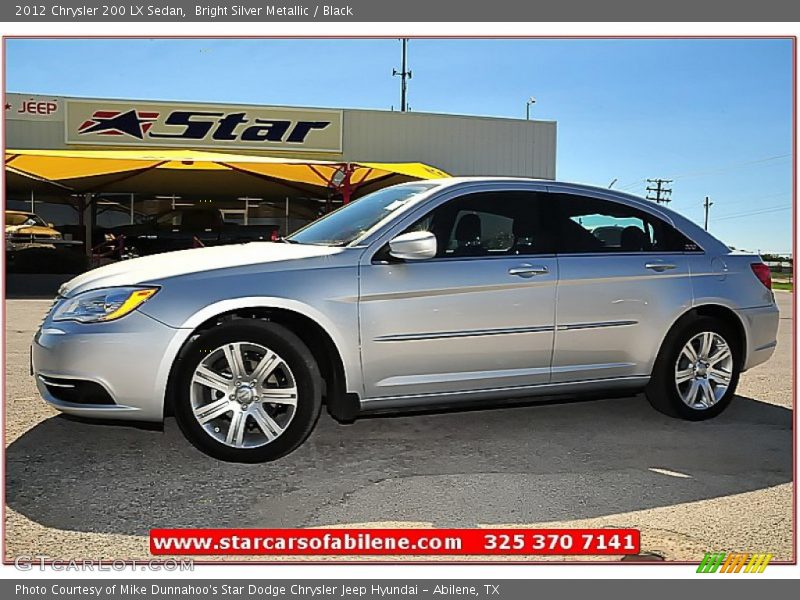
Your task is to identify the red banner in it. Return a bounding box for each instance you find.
[150,528,640,556]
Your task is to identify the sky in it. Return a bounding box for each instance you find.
[5,38,794,254]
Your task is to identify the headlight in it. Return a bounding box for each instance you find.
[52,287,158,323]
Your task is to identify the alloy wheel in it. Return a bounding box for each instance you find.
[189,342,298,448]
[674,331,733,410]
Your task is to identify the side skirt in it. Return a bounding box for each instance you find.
[357,376,650,415]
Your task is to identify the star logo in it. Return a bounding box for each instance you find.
[78,109,159,139]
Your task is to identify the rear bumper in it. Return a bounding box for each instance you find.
[738,302,780,371]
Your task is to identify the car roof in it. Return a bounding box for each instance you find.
[425,176,671,212]
[426,176,637,196]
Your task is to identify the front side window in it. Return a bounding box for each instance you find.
[397,191,551,259]
[552,194,698,253]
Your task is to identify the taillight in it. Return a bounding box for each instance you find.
[751,262,772,290]
[270,229,280,242]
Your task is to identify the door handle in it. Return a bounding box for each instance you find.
[508,264,549,278]
[645,262,676,272]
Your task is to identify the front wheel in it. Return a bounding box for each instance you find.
[173,319,322,462]
[646,316,740,420]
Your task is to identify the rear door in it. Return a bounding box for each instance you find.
[359,188,558,400]
[549,191,696,383]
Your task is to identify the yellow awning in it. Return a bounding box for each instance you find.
[4,149,449,197]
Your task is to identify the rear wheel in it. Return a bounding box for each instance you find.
[646,316,740,420]
[173,319,322,462]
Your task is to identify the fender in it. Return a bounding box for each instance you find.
[648,299,749,377]
[153,296,362,418]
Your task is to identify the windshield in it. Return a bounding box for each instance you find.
[288,183,439,246]
[6,213,45,227]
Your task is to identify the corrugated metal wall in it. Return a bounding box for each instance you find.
[6,120,65,151]
[342,110,556,179]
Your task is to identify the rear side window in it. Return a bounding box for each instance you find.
[551,194,699,253]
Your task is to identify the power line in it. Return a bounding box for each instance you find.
[667,154,790,181]
[712,205,791,222]
[712,201,791,218]
[706,191,789,210]
[677,192,792,217]
[612,153,791,194]
[616,180,646,192]
[646,178,673,204]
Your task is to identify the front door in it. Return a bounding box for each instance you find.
[359,189,558,400]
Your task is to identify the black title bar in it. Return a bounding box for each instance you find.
[5,1,800,22]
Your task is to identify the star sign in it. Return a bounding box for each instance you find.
[79,110,158,139]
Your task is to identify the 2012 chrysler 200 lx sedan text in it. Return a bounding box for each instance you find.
[32,178,779,462]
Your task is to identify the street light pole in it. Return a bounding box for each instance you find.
[526,97,536,120]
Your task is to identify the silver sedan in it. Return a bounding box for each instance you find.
[32,178,779,461]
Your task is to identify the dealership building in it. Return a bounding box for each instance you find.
[4,92,557,255]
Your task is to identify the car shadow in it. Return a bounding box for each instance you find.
[5,394,792,535]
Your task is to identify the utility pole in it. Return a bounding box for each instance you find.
[646,178,673,204]
[703,196,714,231]
[393,38,412,112]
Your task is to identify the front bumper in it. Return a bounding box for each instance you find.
[738,301,780,371]
[32,309,181,422]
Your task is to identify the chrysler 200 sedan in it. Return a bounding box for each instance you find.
[32,178,779,462]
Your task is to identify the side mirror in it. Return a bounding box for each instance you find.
[388,231,437,261]
[47,222,55,228]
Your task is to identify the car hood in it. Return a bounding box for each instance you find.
[61,242,343,297]
[6,224,61,237]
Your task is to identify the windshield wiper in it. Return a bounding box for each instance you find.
[281,238,352,246]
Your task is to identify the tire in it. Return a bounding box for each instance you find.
[646,316,741,420]
[173,319,322,462]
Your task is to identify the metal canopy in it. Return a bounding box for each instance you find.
[5,149,450,202]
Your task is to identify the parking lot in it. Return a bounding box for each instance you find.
[4,293,793,562]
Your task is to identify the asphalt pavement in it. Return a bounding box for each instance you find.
[4,293,793,562]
